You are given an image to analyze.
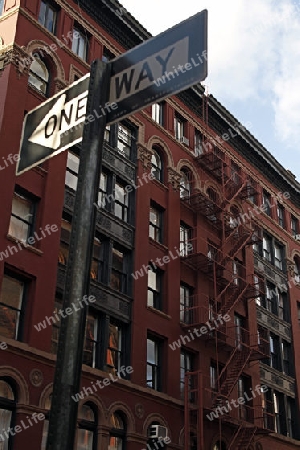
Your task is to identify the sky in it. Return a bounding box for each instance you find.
[120,0,300,182]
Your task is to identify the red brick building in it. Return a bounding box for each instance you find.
[0,0,300,449]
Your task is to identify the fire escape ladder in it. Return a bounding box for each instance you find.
[222,225,252,261]
[218,282,249,317]
[213,346,251,404]
[228,425,258,450]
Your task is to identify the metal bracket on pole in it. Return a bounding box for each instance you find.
[46,59,111,450]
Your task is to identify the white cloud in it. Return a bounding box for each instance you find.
[121,0,300,170]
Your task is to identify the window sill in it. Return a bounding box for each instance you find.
[149,238,168,253]
[147,306,171,320]
[6,234,43,256]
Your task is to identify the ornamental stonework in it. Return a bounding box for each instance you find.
[168,167,181,191]
[137,144,152,171]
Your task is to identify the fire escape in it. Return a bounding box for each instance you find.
[180,140,273,450]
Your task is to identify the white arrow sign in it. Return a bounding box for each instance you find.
[28,90,88,150]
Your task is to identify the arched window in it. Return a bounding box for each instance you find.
[28,56,49,95]
[41,394,52,450]
[151,147,163,182]
[294,256,300,283]
[0,378,16,449]
[180,170,191,198]
[109,412,126,450]
[77,403,97,450]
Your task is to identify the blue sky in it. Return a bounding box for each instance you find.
[120,0,300,182]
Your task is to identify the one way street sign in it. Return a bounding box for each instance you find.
[106,9,207,123]
[17,74,90,175]
[17,9,207,175]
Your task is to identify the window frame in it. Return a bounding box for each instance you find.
[72,26,89,61]
[147,336,162,391]
[151,147,163,182]
[0,272,28,341]
[28,56,50,96]
[147,264,162,310]
[180,283,193,324]
[149,204,163,243]
[151,103,164,126]
[0,378,17,450]
[277,204,285,228]
[9,190,36,244]
[38,0,57,34]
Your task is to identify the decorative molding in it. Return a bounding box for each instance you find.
[286,258,295,277]
[167,167,181,191]
[24,39,65,80]
[137,144,152,171]
[29,369,44,387]
[134,403,144,419]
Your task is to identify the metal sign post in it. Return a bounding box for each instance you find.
[46,59,111,450]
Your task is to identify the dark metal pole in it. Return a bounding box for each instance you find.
[46,59,111,450]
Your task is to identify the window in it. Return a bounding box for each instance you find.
[180,223,192,257]
[180,284,193,323]
[210,363,218,391]
[0,379,16,450]
[28,56,49,95]
[50,295,63,354]
[231,162,241,185]
[0,274,26,340]
[102,47,115,62]
[151,147,163,182]
[152,103,163,125]
[246,177,257,204]
[269,334,280,371]
[174,114,185,140]
[180,350,193,399]
[147,337,161,390]
[72,27,88,61]
[114,182,128,222]
[83,313,126,374]
[106,321,123,375]
[263,234,272,262]
[294,257,300,283]
[109,412,126,450]
[274,243,284,270]
[265,282,277,315]
[234,314,244,349]
[149,205,162,243]
[147,265,162,310]
[232,260,240,286]
[65,152,79,191]
[9,191,35,242]
[38,0,57,33]
[77,403,97,450]
[287,398,296,438]
[98,173,107,208]
[291,215,299,238]
[83,311,99,368]
[104,125,111,143]
[58,218,71,265]
[180,170,191,198]
[277,204,285,228]
[282,341,292,376]
[110,246,126,293]
[238,377,248,420]
[262,190,272,216]
[90,237,103,282]
[194,129,202,156]
[117,124,132,159]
